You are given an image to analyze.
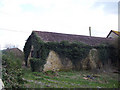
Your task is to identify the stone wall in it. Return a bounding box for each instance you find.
[43,51,73,72]
[43,48,102,72]
[81,48,102,70]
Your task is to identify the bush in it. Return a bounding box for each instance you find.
[2,51,24,88]
[30,58,45,72]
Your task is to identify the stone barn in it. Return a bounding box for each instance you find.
[24,31,114,72]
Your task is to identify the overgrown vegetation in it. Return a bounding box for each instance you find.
[24,32,118,72]
[24,32,92,71]
[111,37,120,69]
[94,44,118,66]
[30,58,45,72]
[22,68,119,88]
[46,41,92,65]
[2,50,24,88]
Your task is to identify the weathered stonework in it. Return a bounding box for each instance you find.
[88,48,99,69]
[81,57,89,70]
[60,57,73,71]
[43,49,102,71]
[43,51,73,72]
[81,48,102,70]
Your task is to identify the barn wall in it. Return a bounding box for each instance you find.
[43,49,102,72]
[43,51,73,72]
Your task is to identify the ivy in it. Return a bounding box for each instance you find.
[24,32,118,72]
[94,44,118,65]
[30,58,45,72]
[24,32,92,71]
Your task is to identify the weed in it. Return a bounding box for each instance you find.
[22,68,119,88]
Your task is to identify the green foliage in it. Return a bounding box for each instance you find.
[112,37,120,67]
[24,33,92,71]
[30,58,45,72]
[95,44,118,65]
[96,44,109,64]
[24,35,32,66]
[22,68,119,88]
[47,41,92,65]
[2,51,24,88]
[24,32,118,71]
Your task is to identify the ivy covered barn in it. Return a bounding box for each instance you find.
[24,31,116,72]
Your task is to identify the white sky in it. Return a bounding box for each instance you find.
[0,0,119,50]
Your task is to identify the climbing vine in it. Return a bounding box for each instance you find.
[94,44,118,65]
[24,32,118,71]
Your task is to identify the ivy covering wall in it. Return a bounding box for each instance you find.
[24,32,118,72]
[94,44,118,65]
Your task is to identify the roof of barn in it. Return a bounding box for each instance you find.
[107,30,120,38]
[33,31,113,46]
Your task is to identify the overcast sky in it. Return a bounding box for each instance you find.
[0,0,119,50]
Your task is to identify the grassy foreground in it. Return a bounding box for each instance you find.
[22,68,119,88]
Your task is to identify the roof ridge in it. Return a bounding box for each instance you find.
[33,30,107,39]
